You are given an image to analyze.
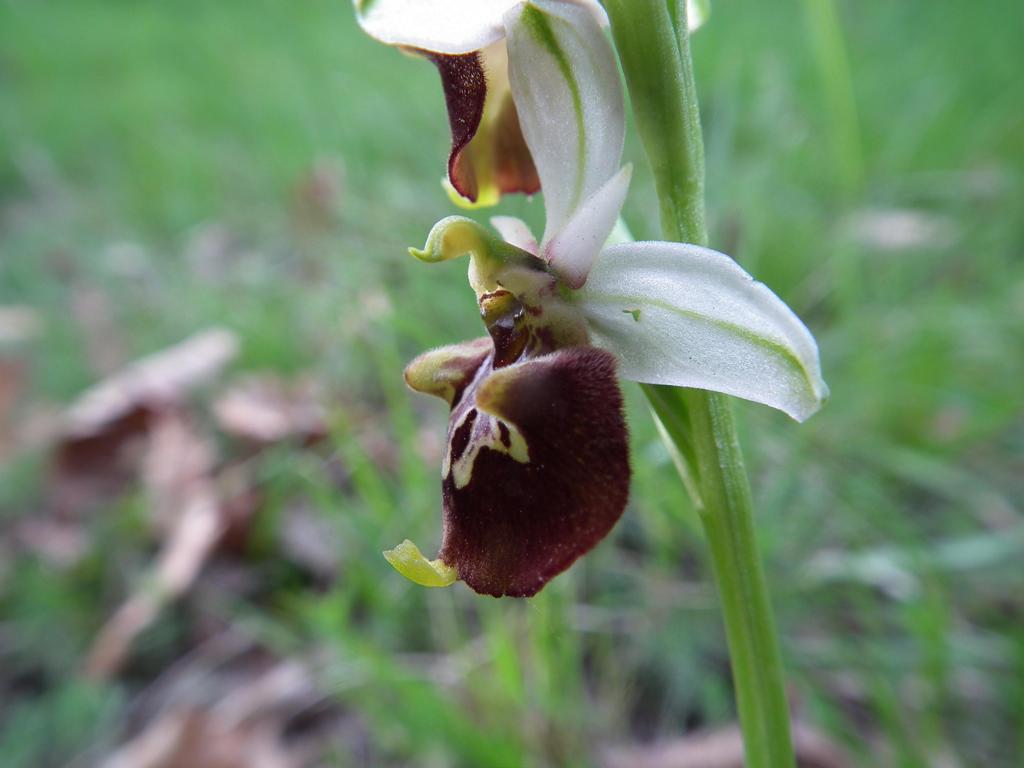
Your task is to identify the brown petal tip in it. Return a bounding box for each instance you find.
[422,51,487,203]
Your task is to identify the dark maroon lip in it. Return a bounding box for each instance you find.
[438,345,630,598]
[405,333,630,598]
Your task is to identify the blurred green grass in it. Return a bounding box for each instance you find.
[1,0,1023,766]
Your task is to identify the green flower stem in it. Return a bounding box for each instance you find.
[603,2,796,766]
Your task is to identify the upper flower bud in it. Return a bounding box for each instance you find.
[352,0,607,207]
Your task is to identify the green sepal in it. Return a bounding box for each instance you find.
[383,539,458,587]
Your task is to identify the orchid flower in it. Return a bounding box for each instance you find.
[380,1,826,597]
[352,0,706,208]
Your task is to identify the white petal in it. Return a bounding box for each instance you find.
[504,0,624,246]
[354,0,521,55]
[490,215,539,254]
[354,0,606,55]
[542,165,631,288]
[575,242,829,421]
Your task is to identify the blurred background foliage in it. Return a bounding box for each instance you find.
[1,0,1022,766]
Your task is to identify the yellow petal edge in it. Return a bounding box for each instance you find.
[383,539,458,587]
[443,177,501,210]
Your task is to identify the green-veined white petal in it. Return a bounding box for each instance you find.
[575,241,829,421]
[504,0,624,250]
[544,165,632,288]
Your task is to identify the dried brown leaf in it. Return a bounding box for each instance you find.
[142,410,217,533]
[102,652,322,768]
[212,374,327,447]
[85,413,224,680]
[51,328,237,517]
[63,328,238,442]
[600,722,850,768]
[100,710,301,768]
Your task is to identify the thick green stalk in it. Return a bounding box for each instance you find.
[603,1,705,245]
[603,2,796,766]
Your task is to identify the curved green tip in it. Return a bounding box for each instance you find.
[408,216,494,264]
[383,539,458,588]
[407,246,430,261]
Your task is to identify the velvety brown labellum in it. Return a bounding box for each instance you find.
[439,346,630,598]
